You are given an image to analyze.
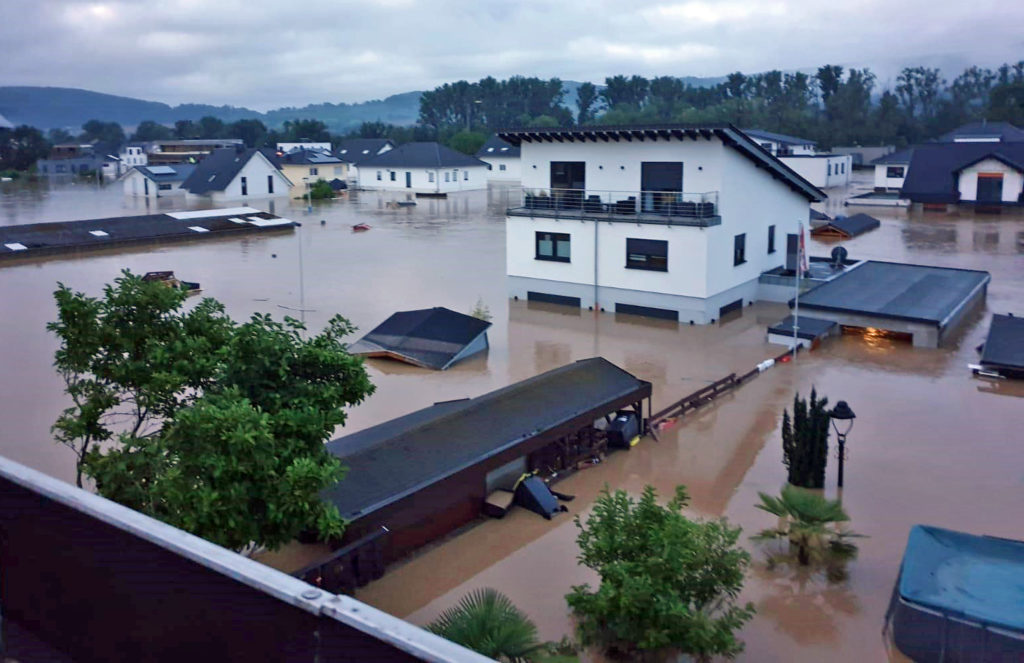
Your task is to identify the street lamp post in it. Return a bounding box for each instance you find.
[828,401,856,488]
[303,176,312,213]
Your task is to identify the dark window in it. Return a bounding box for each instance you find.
[886,166,905,179]
[499,164,506,171]
[535,231,570,262]
[625,238,668,271]
[527,291,580,307]
[240,176,248,196]
[444,172,450,182]
[376,170,382,181]
[267,175,274,193]
[463,170,468,181]
[310,167,318,176]
[827,163,832,176]
[390,171,396,182]
[734,233,746,266]
[768,225,776,254]
[158,183,172,190]
[615,303,678,321]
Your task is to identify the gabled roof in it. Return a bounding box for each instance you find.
[980,314,1024,371]
[134,164,195,183]
[476,135,520,158]
[322,358,651,520]
[810,213,881,239]
[871,147,914,165]
[181,148,280,194]
[901,142,1024,203]
[358,142,488,170]
[497,123,825,202]
[334,139,395,163]
[279,149,343,166]
[939,121,1024,143]
[348,307,491,370]
[742,128,817,146]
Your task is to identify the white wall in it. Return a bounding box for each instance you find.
[122,169,186,198]
[195,153,291,203]
[780,154,851,188]
[119,146,147,167]
[358,165,488,192]
[957,158,1024,203]
[874,164,907,190]
[482,156,521,181]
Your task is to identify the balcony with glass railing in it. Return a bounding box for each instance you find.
[505,187,720,226]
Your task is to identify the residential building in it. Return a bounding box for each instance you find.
[872,148,914,191]
[122,164,195,198]
[334,138,395,181]
[475,135,521,181]
[120,142,148,168]
[938,121,1024,143]
[741,129,851,188]
[357,142,488,193]
[145,138,245,165]
[499,124,824,324]
[831,145,895,168]
[742,129,818,156]
[902,141,1024,210]
[277,141,332,154]
[36,143,105,178]
[277,149,347,198]
[180,147,291,202]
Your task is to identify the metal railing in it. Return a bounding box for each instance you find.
[505,187,719,225]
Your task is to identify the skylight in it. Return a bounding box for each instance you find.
[89,230,109,237]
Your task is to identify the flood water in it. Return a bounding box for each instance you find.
[2,173,1022,661]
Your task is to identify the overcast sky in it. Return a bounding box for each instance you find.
[2,0,1021,110]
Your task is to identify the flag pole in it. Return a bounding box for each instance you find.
[792,221,803,359]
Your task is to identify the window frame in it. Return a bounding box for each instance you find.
[733,233,746,266]
[389,171,396,182]
[535,231,571,263]
[625,238,668,272]
[767,225,776,254]
[886,166,905,179]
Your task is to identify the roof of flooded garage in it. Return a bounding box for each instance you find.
[796,260,991,325]
[347,307,491,370]
[322,358,651,521]
[980,314,1024,370]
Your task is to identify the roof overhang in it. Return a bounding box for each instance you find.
[953,152,1024,175]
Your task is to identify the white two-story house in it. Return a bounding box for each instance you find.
[499,124,824,324]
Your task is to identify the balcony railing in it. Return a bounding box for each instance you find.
[505,187,720,226]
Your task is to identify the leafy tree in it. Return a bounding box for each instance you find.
[753,484,862,575]
[79,119,125,145]
[447,130,487,155]
[567,485,754,662]
[781,389,830,489]
[174,119,199,139]
[132,120,173,141]
[989,82,1024,123]
[576,82,598,125]
[428,588,575,662]
[0,125,50,171]
[197,115,226,139]
[281,118,330,142]
[47,127,74,144]
[227,118,269,147]
[47,271,374,551]
[307,178,334,200]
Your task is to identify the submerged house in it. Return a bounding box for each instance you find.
[122,164,194,198]
[742,129,851,188]
[872,148,914,192]
[348,307,491,370]
[498,123,824,324]
[356,142,489,193]
[809,213,881,239]
[334,138,395,182]
[180,147,291,203]
[901,141,1024,210]
[476,135,522,180]
[277,149,347,198]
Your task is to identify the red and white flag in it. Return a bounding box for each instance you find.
[797,222,808,274]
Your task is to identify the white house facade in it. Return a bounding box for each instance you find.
[956,157,1024,204]
[500,125,823,324]
[742,129,817,157]
[872,148,913,191]
[181,148,291,203]
[780,154,852,189]
[357,142,489,193]
[476,135,522,181]
[122,164,194,199]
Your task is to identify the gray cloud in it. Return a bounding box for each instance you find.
[2,0,1022,110]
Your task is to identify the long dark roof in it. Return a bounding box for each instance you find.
[279,149,342,165]
[980,314,1024,371]
[497,123,824,202]
[358,142,487,169]
[322,358,651,520]
[811,213,880,238]
[901,142,1024,203]
[476,135,520,158]
[939,121,1024,143]
[348,307,491,370]
[181,148,275,194]
[742,128,817,146]
[871,147,914,165]
[334,139,395,163]
[797,260,991,325]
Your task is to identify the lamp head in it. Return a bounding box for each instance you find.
[830,401,856,420]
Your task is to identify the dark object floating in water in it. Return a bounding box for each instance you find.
[347,306,491,370]
[271,253,277,258]
[415,192,447,199]
[142,271,201,297]
[352,223,371,232]
[971,313,1024,379]
[320,219,326,225]
[810,213,881,239]
[514,474,568,520]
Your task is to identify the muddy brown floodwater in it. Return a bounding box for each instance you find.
[2,173,1022,661]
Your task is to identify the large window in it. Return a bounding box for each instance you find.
[887,166,905,179]
[428,172,435,182]
[625,238,668,271]
[768,225,776,254]
[309,167,318,176]
[267,175,274,194]
[444,172,450,182]
[734,233,746,266]
[535,231,570,262]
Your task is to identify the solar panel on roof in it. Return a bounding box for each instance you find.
[147,166,176,175]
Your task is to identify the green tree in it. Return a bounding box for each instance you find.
[576,82,598,125]
[781,389,830,489]
[0,125,50,171]
[447,130,487,155]
[989,82,1024,123]
[567,485,754,662]
[47,127,74,144]
[753,484,862,574]
[174,119,199,139]
[79,119,125,145]
[227,118,269,147]
[281,118,330,142]
[132,120,174,141]
[308,178,334,199]
[197,115,226,139]
[48,271,374,551]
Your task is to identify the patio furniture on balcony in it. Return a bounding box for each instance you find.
[615,197,637,215]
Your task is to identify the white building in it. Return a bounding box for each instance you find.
[476,135,521,181]
[180,148,291,203]
[742,129,817,157]
[357,142,489,193]
[277,142,331,154]
[902,141,1024,209]
[872,148,913,191]
[500,124,824,324]
[120,143,148,168]
[781,153,852,189]
[122,164,195,198]
[334,138,395,182]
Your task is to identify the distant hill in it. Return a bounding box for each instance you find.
[0,86,424,133]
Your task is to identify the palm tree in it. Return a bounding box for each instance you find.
[752,485,862,568]
[427,588,557,662]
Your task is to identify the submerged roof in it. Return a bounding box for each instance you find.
[497,123,825,202]
[767,315,838,340]
[323,358,651,520]
[742,128,817,146]
[901,142,1024,203]
[181,148,278,194]
[810,213,881,238]
[476,135,520,158]
[334,139,394,163]
[797,260,991,325]
[897,524,1024,632]
[980,314,1024,370]
[358,142,487,169]
[938,121,1024,143]
[348,307,491,370]
[872,147,914,165]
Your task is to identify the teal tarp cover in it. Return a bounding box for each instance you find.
[899,525,1024,632]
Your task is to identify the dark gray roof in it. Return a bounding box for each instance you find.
[135,164,195,182]
[476,135,520,158]
[980,314,1024,371]
[742,128,817,146]
[181,148,275,194]
[334,139,395,163]
[279,149,343,166]
[322,358,651,520]
[810,208,831,221]
[348,307,491,370]
[872,147,914,165]
[358,142,487,169]
[768,315,838,340]
[901,142,1024,203]
[498,123,825,202]
[811,213,880,238]
[939,122,1024,143]
[796,260,991,325]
